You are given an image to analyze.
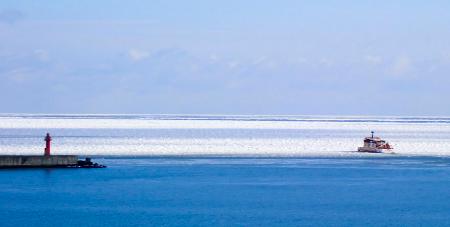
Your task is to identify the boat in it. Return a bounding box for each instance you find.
[357,131,393,153]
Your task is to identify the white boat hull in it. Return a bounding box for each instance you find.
[357,147,384,153]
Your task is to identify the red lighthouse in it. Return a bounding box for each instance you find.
[44,133,52,156]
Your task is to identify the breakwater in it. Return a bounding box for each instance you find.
[0,155,78,168]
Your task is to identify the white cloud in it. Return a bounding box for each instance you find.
[127,49,150,61]
[209,54,219,61]
[364,55,382,65]
[389,56,413,76]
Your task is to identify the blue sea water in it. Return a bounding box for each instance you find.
[2,114,450,226]
[1,157,450,227]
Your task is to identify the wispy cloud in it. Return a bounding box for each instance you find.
[364,55,382,65]
[127,49,150,62]
[389,56,413,76]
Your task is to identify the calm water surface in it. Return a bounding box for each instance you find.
[1,157,450,227]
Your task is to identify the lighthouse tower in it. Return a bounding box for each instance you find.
[44,133,52,156]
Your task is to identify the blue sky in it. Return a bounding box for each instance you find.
[1,1,450,115]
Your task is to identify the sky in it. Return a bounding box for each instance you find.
[1,0,450,115]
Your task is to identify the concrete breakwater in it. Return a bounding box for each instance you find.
[0,155,78,167]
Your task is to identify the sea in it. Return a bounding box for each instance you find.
[1,114,450,226]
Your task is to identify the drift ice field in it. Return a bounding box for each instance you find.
[1,114,450,157]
